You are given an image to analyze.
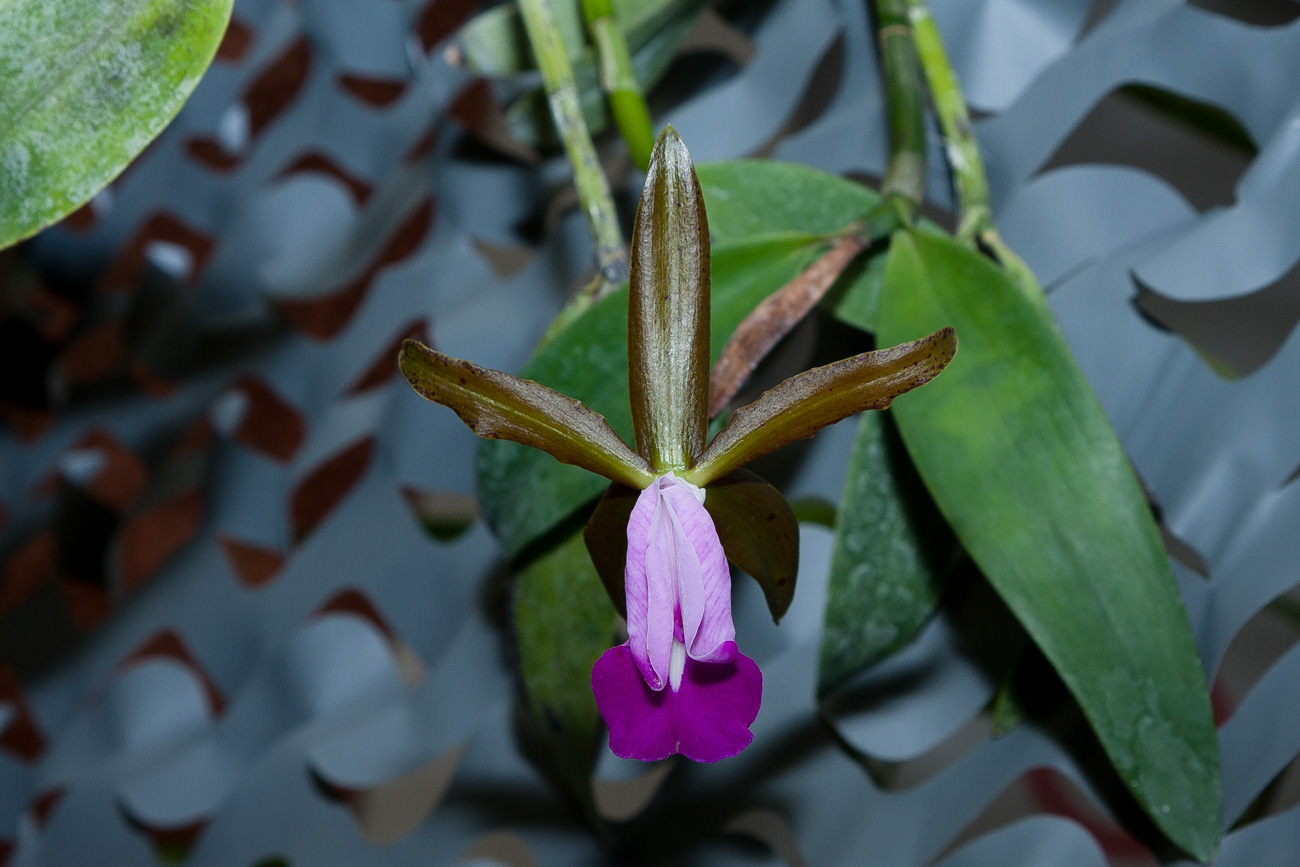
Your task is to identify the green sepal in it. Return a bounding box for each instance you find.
[702,469,799,624]
[687,327,957,486]
[399,339,653,489]
[628,127,711,472]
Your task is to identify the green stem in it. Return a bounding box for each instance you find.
[519,0,628,289]
[872,0,927,222]
[581,0,655,170]
[903,0,1038,294]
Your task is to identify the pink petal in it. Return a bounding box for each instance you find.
[660,477,734,662]
[625,482,671,689]
[592,641,762,764]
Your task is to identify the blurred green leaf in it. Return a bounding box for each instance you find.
[876,230,1222,862]
[514,529,618,819]
[818,410,956,695]
[478,233,819,557]
[0,0,234,249]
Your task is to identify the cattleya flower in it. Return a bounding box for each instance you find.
[399,128,955,763]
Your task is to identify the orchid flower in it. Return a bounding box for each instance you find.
[399,127,956,763]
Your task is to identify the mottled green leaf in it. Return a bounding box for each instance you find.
[477,234,819,557]
[400,340,653,489]
[818,410,956,695]
[688,327,956,486]
[0,0,234,248]
[876,230,1221,862]
[629,127,710,472]
[514,529,619,816]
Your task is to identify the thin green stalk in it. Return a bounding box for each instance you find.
[581,0,655,170]
[873,0,928,222]
[518,0,627,292]
[903,0,1037,294]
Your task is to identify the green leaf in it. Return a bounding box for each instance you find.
[696,159,940,334]
[817,410,956,695]
[703,469,799,623]
[687,327,956,486]
[697,160,881,242]
[514,528,619,817]
[477,233,819,557]
[876,230,1221,862]
[0,0,234,249]
[400,340,653,489]
[629,127,711,472]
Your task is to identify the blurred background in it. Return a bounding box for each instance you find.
[2,0,1300,864]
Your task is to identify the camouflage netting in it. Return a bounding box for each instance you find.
[2,0,1300,864]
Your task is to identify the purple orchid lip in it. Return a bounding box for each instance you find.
[591,473,762,763]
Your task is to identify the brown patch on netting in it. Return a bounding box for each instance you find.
[418,0,480,53]
[290,437,375,541]
[66,429,149,513]
[228,377,305,462]
[120,631,225,716]
[338,74,408,108]
[0,533,57,618]
[187,37,313,171]
[60,201,98,233]
[313,587,395,642]
[345,319,428,395]
[218,536,285,589]
[99,213,215,291]
[277,152,372,206]
[120,812,209,865]
[0,404,52,442]
[404,126,438,162]
[60,579,112,631]
[117,490,204,594]
[0,665,47,761]
[58,321,126,386]
[28,788,65,828]
[216,16,254,62]
[276,197,434,340]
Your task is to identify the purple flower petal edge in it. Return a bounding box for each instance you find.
[592,640,761,763]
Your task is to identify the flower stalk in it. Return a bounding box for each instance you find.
[581,0,656,170]
[518,0,628,288]
[902,0,1038,294]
